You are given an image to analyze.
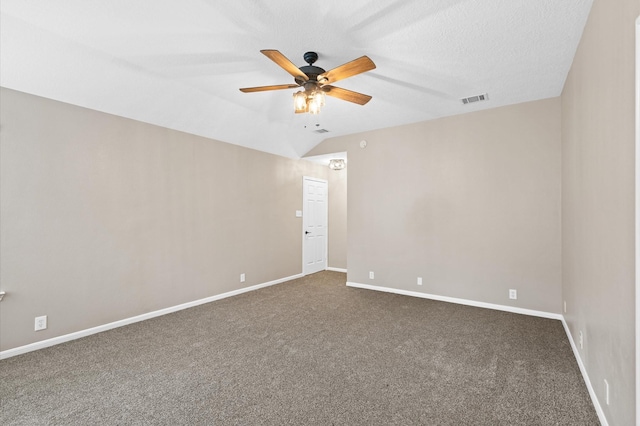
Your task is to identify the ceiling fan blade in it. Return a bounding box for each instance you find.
[239,84,299,93]
[319,56,376,85]
[260,49,309,81]
[323,86,372,105]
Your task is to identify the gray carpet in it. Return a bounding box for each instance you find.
[1,271,599,425]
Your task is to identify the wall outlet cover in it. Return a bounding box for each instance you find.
[35,315,47,331]
[579,331,584,349]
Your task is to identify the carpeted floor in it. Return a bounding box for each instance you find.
[1,271,599,425]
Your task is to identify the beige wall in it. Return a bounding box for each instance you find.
[0,87,328,351]
[308,98,562,313]
[561,0,638,424]
[327,168,347,270]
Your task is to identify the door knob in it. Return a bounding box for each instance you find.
[305,231,311,235]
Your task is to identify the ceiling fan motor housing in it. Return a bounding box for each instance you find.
[296,52,326,87]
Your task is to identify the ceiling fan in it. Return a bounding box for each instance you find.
[239,50,376,114]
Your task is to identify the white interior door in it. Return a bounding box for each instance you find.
[303,177,328,275]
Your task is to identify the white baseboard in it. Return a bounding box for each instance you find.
[560,318,608,426]
[326,267,347,273]
[346,281,607,424]
[1,273,609,426]
[0,273,303,360]
[346,282,562,320]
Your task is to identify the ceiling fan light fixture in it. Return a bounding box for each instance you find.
[304,87,324,115]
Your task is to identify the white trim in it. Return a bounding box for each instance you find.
[326,267,347,273]
[561,318,609,426]
[0,273,303,360]
[346,282,562,320]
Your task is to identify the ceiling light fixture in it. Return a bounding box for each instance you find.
[328,159,346,170]
[293,86,326,114]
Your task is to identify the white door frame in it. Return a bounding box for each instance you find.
[302,176,328,275]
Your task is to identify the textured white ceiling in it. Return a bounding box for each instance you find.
[0,0,593,158]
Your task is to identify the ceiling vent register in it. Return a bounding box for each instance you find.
[461,93,488,104]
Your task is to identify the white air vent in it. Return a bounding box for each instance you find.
[314,129,329,134]
[461,93,488,104]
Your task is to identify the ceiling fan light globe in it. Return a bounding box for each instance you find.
[293,91,307,113]
[312,89,326,107]
[308,100,321,115]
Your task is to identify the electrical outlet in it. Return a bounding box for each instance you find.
[369,271,374,280]
[240,273,245,283]
[563,300,567,313]
[509,289,517,300]
[35,315,47,331]
[579,331,583,349]
[604,379,610,405]
[417,277,423,286]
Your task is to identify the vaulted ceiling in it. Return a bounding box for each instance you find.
[1,0,593,158]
